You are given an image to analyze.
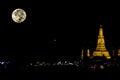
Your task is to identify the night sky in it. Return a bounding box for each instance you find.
[58,3,120,57]
[0,1,120,59]
[0,0,56,58]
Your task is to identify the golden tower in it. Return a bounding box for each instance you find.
[92,25,111,59]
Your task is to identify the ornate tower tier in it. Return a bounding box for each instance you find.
[92,25,111,59]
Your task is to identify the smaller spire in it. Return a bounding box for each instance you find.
[87,49,90,57]
[118,49,120,56]
[100,25,102,28]
[81,49,84,60]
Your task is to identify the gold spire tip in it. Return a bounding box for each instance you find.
[100,25,102,28]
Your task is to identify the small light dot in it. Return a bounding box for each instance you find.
[54,39,56,42]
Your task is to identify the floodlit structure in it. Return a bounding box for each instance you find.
[92,25,111,59]
[87,49,90,57]
[118,49,120,56]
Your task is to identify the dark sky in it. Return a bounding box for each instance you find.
[0,1,120,59]
[0,0,56,58]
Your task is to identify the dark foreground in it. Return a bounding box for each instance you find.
[11,66,120,80]
[25,67,120,80]
[1,60,120,80]
[1,66,119,80]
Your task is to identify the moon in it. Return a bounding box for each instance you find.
[12,8,26,23]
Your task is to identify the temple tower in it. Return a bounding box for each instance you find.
[92,25,111,59]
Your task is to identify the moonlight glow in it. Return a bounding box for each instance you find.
[12,8,26,23]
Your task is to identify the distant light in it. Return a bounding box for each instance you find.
[100,65,104,69]
[65,61,67,63]
[30,63,33,66]
[54,39,56,42]
[1,62,4,65]
[0,61,11,65]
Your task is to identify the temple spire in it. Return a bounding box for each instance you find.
[118,49,120,56]
[87,49,90,57]
[92,25,111,59]
[99,25,103,36]
[100,25,102,28]
[81,49,84,60]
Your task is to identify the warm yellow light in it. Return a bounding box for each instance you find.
[87,49,90,57]
[93,25,111,59]
[118,49,120,56]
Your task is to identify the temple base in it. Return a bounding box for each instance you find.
[93,51,111,59]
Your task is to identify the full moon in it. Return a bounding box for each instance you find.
[12,8,26,23]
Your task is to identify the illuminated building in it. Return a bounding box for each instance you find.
[92,25,111,59]
[87,49,90,57]
[81,49,84,60]
[118,49,120,56]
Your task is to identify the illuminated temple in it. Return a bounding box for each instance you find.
[92,25,111,59]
